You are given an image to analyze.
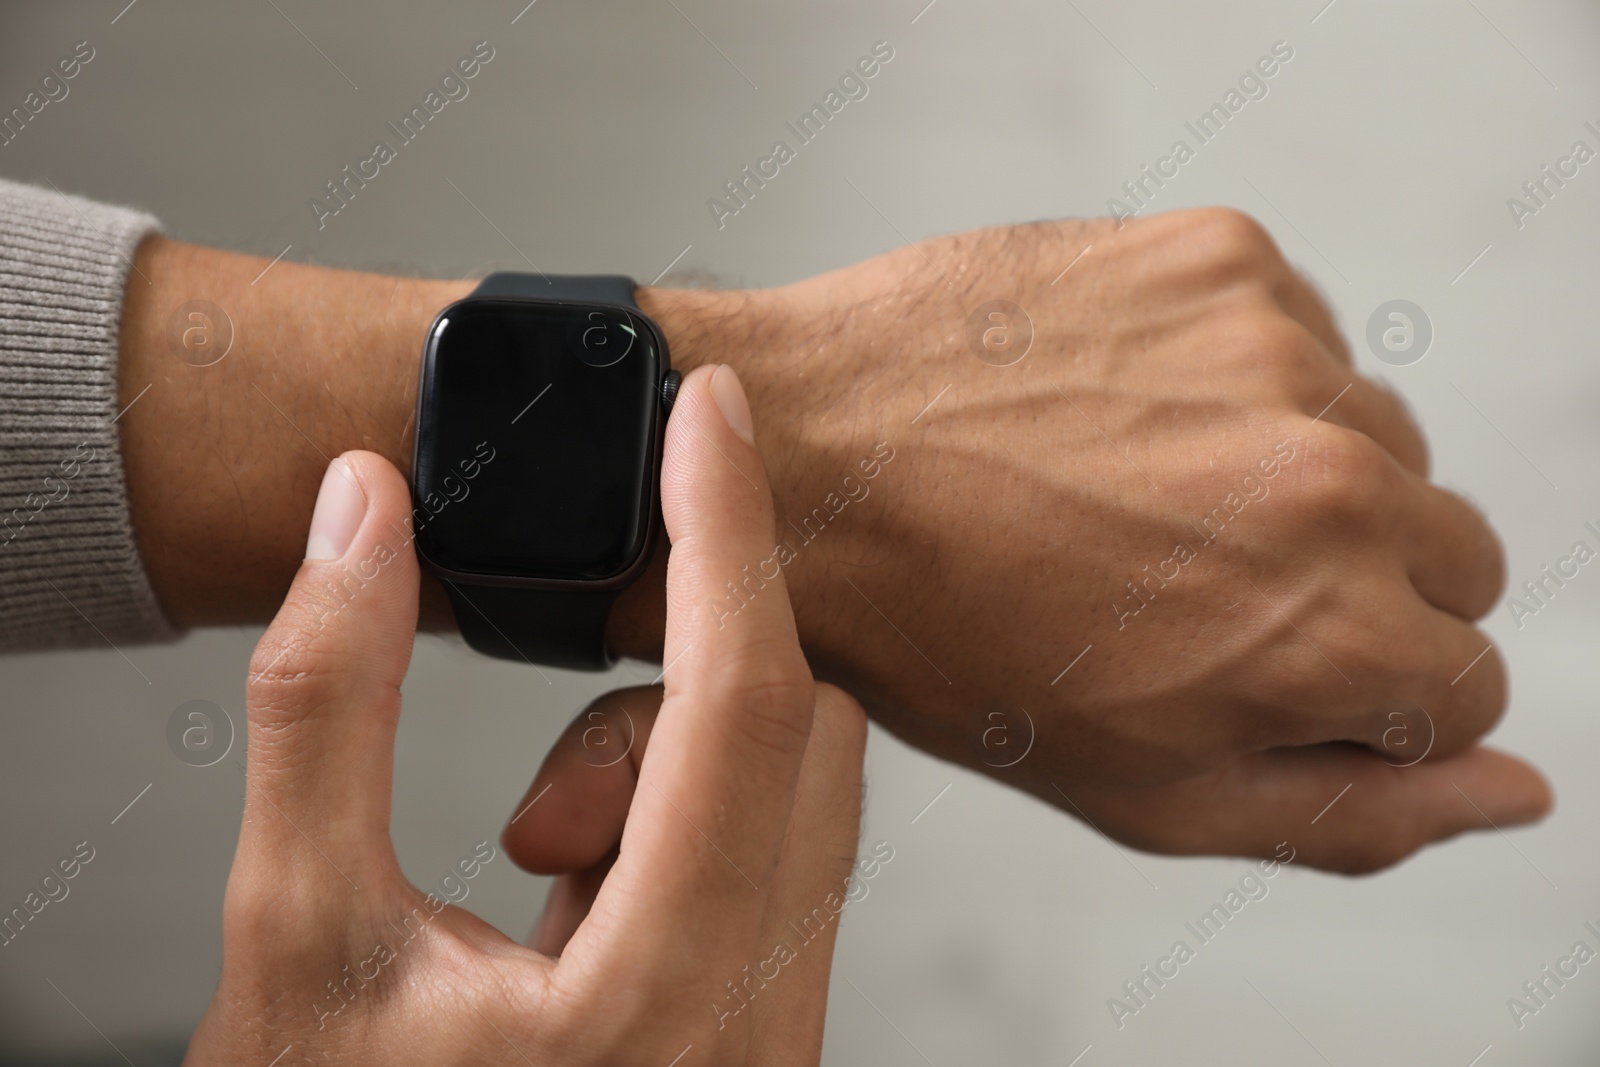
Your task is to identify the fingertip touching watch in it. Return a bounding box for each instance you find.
[410,273,678,670]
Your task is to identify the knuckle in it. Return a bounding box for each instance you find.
[1371,380,1432,474]
[246,608,352,730]
[221,862,292,939]
[812,682,870,760]
[1449,494,1508,613]
[1297,429,1404,532]
[1435,639,1508,738]
[731,680,815,756]
[1478,528,1510,610]
[218,862,363,971]
[1227,313,1327,383]
[716,648,816,758]
[1192,207,1282,268]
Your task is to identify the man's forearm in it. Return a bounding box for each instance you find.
[115,236,763,651]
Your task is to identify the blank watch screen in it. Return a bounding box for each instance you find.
[413,299,660,581]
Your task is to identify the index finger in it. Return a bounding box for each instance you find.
[562,365,816,986]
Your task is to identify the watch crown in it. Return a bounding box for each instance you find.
[660,369,682,417]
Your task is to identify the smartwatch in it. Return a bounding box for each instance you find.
[409,272,678,671]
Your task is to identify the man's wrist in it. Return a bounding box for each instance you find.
[605,285,727,661]
[115,242,794,658]
[605,284,796,661]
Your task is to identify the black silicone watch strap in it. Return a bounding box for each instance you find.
[441,272,643,672]
[443,578,620,672]
[473,272,636,305]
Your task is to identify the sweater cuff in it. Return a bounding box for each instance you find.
[0,178,176,651]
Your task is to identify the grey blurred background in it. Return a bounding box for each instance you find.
[3,0,1599,1063]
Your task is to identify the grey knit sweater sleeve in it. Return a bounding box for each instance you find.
[0,177,174,650]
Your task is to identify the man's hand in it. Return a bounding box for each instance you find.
[187,367,868,1065]
[636,208,1549,873]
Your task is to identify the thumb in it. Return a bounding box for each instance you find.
[1271,744,1552,874]
[239,450,420,891]
[1074,743,1552,875]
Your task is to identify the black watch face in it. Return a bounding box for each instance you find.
[413,299,662,582]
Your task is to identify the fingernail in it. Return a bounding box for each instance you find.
[304,457,367,561]
[709,365,755,446]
